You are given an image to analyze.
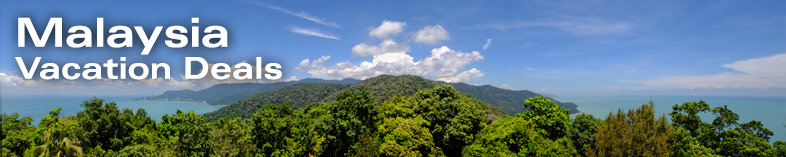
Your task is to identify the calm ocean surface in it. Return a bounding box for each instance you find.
[557,95,786,143]
[2,95,784,143]
[1,96,224,122]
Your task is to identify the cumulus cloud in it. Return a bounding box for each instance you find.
[369,20,406,39]
[351,40,409,57]
[297,46,484,83]
[287,26,340,40]
[297,20,484,83]
[413,25,450,44]
[482,38,492,51]
[638,53,786,89]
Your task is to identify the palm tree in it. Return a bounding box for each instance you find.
[28,111,84,157]
[28,137,84,157]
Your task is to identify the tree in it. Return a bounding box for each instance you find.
[211,117,255,156]
[1,113,37,156]
[593,102,672,156]
[158,110,212,156]
[570,113,601,156]
[28,107,84,157]
[519,96,571,140]
[464,97,576,156]
[669,102,776,156]
[251,104,293,156]
[76,97,155,151]
[376,96,442,156]
[407,85,487,156]
[670,101,711,137]
[377,117,441,156]
[670,127,717,157]
[117,144,158,157]
[775,140,786,157]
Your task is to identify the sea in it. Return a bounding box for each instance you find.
[2,95,785,143]
[557,95,786,144]
[1,95,224,122]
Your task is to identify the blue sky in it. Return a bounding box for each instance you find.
[1,0,784,96]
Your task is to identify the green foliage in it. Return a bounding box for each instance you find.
[464,96,576,156]
[1,113,37,156]
[147,78,360,105]
[775,140,786,157]
[3,82,785,156]
[158,110,212,156]
[593,102,673,156]
[314,90,380,156]
[28,107,85,157]
[205,83,351,121]
[519,96,571,140]
[670,101,712,137]
[117,144,158,157]
[670,127,717,157]
[669,101,776,156]
[463,116,575,156]
[377,117,441,156]
[210,117,255,156]
[407,85,487,156]
[76,98,157,151]
[251,104,294,156]
[333,75,439,104]
[570,113,601,156]
[205,75,567,122]
[449,82,579,114]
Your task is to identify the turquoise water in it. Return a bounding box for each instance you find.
[1,96,224,123]
[557,95,786,143]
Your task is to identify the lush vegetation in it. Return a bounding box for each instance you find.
[204,75,577,122]
[144,78,360,105]
[203,83,351,121]
[448,82,579,114]
[3,84,786,156]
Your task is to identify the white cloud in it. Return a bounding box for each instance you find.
[723,53,786,78]
[437,68,484,83]
[287,26,340,40]
[297,20,484,83]
[369,20,406,39]
[482,38,492,50]
[251,2,341,28]
[351,40,409,57]
[297,46,484,83]
[413,25,450,44]
[638,53,786,89]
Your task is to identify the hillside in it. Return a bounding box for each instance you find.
[203,83,351,121]
[329,75,578,114]
[140,78,360,105]
[447,82,579,114]
[204,75,579,121]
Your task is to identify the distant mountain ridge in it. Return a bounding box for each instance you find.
[201,75,579,121]
[139,78,361,105]
[445,82,578,115]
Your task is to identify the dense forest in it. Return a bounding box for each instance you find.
[203,75,576,121]
[142,78,361,105]
[2,84,785,156]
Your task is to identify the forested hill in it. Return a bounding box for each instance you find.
[446,82,579,114]
[203,75,578,121]
[140,78,361,105]
[203,83,351,121]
